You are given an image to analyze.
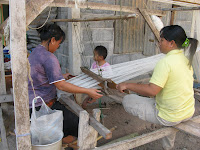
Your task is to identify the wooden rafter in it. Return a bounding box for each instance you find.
[50,0,165,16]
[150,0,200,6]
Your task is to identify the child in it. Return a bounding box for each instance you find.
[90,46,113,78]
[82,46,113,108]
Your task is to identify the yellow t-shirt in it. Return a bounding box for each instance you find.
[149,50,194,122]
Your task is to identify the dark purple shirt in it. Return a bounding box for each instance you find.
[28,45,64,108]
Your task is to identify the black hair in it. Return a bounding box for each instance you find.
[160,25,198,67]
[94,46,108,59]
[37,23,65,43]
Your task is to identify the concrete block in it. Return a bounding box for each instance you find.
[83,42,111,56]
[57,53,63,65]
[62,43,69,56]
[112,54,130,65]
[129,53,146,61]
[62,55,68,68]
[80,14,114,28]
[82,28,114,42]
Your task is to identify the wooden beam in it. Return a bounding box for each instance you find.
[9,0,31,149]
[0,107,9,150]
[26,0,54,26]
[94,115,200,150]
[150,0,200,7]
[0,94,13,103]
[174,0,200,5]
[93,127,178,150]
[175,118,200,137]
[138,8,160,42]
[162,6,200,11]
[170,5,178,25]
[0,40,6,95]
[51,14,138,22]
[50,1,166,17]
[60,96,112,139]
[0,0,9,4]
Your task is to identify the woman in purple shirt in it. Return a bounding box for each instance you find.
[28,24,103,144]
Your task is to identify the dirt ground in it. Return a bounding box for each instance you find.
[1,97,200,150]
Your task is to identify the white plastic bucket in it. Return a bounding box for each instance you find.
[32,138,62,150]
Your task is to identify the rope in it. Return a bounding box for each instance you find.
[27,7,52,30]
[27,60,37,98]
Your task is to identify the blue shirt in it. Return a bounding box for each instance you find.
[28,45,65,108]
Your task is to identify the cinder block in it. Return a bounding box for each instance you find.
[62,55,69,68]
[83,42,111,56]
[82,29,114,41]
[112,54,130,65]
[57,53,63,65]
[129,53,145,61]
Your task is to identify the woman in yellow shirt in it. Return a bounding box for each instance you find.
[117,25,198,150]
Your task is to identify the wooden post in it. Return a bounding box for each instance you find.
[60,96,112,139]
[170,5,178,25]
[9,0,31,149]
[78,109,101,149]
[0,39,9,150]
[68,7,82,75]
[0,40,6,95]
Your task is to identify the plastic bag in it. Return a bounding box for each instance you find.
[30,96,63,145]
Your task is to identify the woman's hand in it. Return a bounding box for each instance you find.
[63,73,74,80]
[87,89,103,100]
[116,83,127,93]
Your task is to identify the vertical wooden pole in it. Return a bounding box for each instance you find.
[9,0,31,149]
[78,109,101,150]
[0,39,9,150]
[0,40,6,95]
[68,7,82,75]
[170,5,177,25]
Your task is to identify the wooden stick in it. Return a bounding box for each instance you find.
[93,115,200,150]
[162,6,200,11]
[59,96,112,139]
[50,1,165,17]
[52,14,138,22]
[138,8,160,42]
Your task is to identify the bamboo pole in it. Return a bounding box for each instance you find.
[51,14,138,22]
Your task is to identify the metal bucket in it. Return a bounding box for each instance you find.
[32,138,62,150]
